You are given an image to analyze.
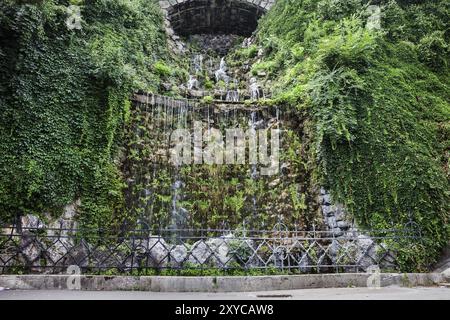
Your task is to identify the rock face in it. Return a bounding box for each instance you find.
[170,244,188,265]
[0,193,400,274]
[320,188,353,236]
[159,0,276,55]
[19,214,47,271]
[320,188,350,233]
[189,34,241,56]
[2,201,82,272]
[147,237,171,267]
[21,214,45,231]
[189,238,231,267]
[320,188,397,271]
[329,235,373,270]
[433,242,450,273]
[48,200,79,234]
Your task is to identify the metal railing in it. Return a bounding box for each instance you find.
[0,222,420,275]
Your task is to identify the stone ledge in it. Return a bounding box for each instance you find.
[0,273,447,292]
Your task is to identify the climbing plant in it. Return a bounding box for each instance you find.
[0,0,170,230]
[254,0,449,270]
[0,0,448,273]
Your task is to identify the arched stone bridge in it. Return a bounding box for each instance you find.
[159,0,276,36]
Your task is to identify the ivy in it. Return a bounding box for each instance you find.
[256,0,449,269]
[0,0,169,229]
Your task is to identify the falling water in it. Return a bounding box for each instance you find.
[225,78,240,102]
[249,77,262,100]
[192,54,203,74]
[127,37,293,232]
[207,57,214,74]
[225,90,239,102]
[250,111,258,223]
[170,168,189,235]
[170,103,190,232]
[215,57,230,84]
[187,75,199,90]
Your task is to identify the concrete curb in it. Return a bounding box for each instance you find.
[0,273,448,292]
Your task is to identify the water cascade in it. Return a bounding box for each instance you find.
[187,75,200,90]
[226,78,240,102]
[123,37,312,232]
[249,77,263,100]
[225,90,239,102]
[124,91,311,231]
[192,54,203,74]
[249,111,258,226]
[214,57,230,85]
[170,178,188,231]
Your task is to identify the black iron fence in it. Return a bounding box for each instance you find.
[0,222,420,275]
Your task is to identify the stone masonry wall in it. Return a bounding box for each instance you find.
[159,0,276,52]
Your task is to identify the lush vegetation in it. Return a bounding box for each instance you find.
[253,0,449,270]
[123,103,319,231]
[0,0,448,271]
[0,0,171,229]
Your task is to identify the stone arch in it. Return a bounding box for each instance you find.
[159,0,275,36]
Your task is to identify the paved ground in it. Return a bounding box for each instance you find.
[0,286,448,300]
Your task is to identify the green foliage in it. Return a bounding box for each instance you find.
[418,31,449,71]
[224,191,246,219]
[203,76,214,90]
[0,0,448,274]
[123,101,317,230]
[90,266,292,277]
[251,60,277,77]
[0,0,168,228]
[308,68,363,147]
[201,95,214,104]
[256,0,450,270]
[153,60,173,77]
[317,0,363,20]
[236,44,258,59]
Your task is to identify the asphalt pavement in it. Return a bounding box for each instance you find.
[0,286,449,300]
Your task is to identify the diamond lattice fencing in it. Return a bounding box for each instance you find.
[0,221,420,274]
